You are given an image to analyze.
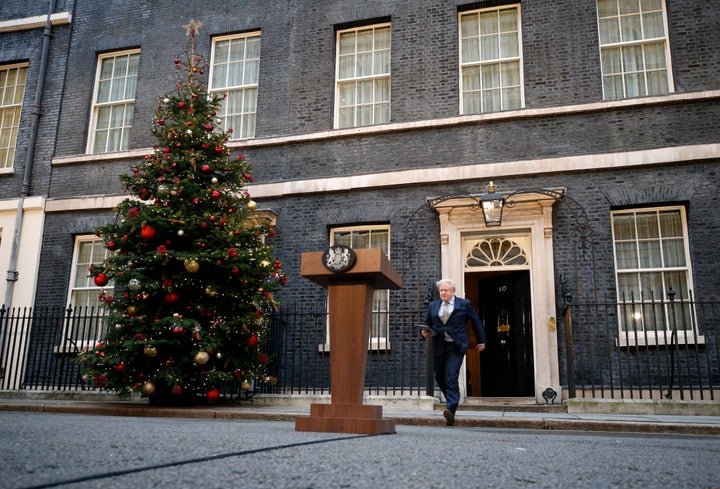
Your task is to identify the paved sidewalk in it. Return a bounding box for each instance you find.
[1,393,719,436]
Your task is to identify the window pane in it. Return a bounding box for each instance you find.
[375,50,390,74]
[481,64,500,88]
[481,36,499,61]
[625,73,644,97]
[212,64,227,88]
[643,11,664,38]
[599,18,620,44]
[659,209,681,236]
[664,271,688,298]
[662,239,686,267]
[498,9,517,32]
[246,36,261,58]
[338,82,355,107]
[461,14,478,36]
[375,26,391,49]
[597,0,618,18]
[622,45,643,72]
[244,87,258,111]
[375,78,390,102]
[620,0,640,15]
[479,11,498,34]
[97,80,111,104]
[638,240,661,268]
[339,54,354,79]
[482,89,501,112]
[356,52,372,77]
[462,38,480,63]
[374,102,390,124]
[602,47,622,74]
[370,230,389,254]
[502,87,521,110]
[338,107,353,128]
[642,0,663,10]
[95,106,111,129]
[244,59,260,85]
[339,32,355,55]
[358,80,373,104]
[357,105,373,126]
[499,33,519,58]
[463,66,481,90]
[501,61,520,86]
[616,241,638,269]
[639,271,663,299]
[613,213,636,239]
[463,92,481,114]
[617,273,640,301]
[636,212,658,238]
[603,75,624,99]
[644,42,666,70]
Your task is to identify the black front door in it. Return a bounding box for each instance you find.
[473,270,534,397]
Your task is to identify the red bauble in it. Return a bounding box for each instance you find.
[178,101,185,108]
[211,190,221,200]
[165,292,179,303]
[140,225,156,239]
[201,164,211,172]
[247,334,259,346]
[173,386,183,395]
[172,325,184,334]
[106,241,117,251]
[114,362,125,372]
[206,389,220,402]
[94,273,109,287]
[204,123,213,131]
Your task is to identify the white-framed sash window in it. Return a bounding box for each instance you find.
[0,63,28,170]
[87,50,140,153]
[611,206,701,346]
[596,0,673,100]
[459,5,524,114]
[210,32,261,140]
[335,23,391,129]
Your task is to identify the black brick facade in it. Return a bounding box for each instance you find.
[1,0,718,396]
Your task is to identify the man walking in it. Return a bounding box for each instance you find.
[421,279,486,425]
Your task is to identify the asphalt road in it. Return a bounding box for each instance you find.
[2,412,718,489]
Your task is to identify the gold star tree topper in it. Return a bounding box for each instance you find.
[183,19,202,37]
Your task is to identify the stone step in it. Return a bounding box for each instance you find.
[438,397,567,413]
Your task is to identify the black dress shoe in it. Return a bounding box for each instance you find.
[443,409,455,426]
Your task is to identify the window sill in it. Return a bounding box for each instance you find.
[318,339,392,352]
[616,334,707,348]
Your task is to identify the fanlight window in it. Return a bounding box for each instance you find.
[466,237,528,267]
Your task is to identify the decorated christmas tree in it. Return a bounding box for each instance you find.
[77,20,286,404]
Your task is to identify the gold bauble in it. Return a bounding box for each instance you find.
[141,381,156,396]
[240,380,251,391]
[194,351,210,365]
[127,305,138,316]
[184,259,200,273]
[143,345,157,357]
[247,200,257,211]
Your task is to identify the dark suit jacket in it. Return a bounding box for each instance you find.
[424,296,486,352]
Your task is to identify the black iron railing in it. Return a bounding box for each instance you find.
[2,300,718,400]
[0,304,431,397]
[563,298,720,400]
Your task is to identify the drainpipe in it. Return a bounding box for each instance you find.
[1,1,56,341]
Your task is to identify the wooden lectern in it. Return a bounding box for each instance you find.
[295,247,403,435]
